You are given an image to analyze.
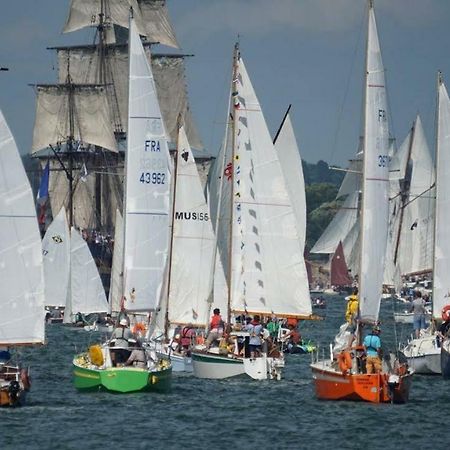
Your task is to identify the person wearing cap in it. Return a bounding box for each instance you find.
[363,326,382,374]
[110,318,135,365]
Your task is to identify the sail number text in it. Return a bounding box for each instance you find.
[139,172,165,184]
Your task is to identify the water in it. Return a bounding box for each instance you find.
[2,297,448,450]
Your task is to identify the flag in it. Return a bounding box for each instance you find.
[37,161,50,205]
[37,162,50,225]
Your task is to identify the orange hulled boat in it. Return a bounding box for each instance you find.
[310,0,413,404]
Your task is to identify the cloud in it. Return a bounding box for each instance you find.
[176,0,447,41]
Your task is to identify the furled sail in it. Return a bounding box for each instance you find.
[122,13,171,312]
[55,46,201,149]
[31,84,117,154]
[228,56,311,318]
[359,4,390,323]
[63,0,178,48]
[0,109,45,345]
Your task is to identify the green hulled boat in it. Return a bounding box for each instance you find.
[73,346,172,393]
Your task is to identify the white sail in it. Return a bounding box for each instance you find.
[310,191,359,256]
[397,116,435,276]
[433,80,450,320]
[274,110,307,248]
[63,0,179,48]
[31,85,117,154]
[67,227,109,318]
[42,207,70,308]
[337,148,363,199]
[109,209,124,314]
[122,14,171,312]
[359,4,390,323]
[229,57,311,318]
[0,109,45,345]
[166,125,216,327]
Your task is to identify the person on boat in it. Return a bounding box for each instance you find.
[345,288,359,326]
[281,323,302,352]
[205,308,225,349]
[125,340,147,369]
[363,326,382,374]
[110,318,135,365]
[266,315,280,341]
[245,315,263,357]
[410,290,427,338]
[179,324,196,354]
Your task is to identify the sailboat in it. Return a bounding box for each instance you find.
[402,75,450,375]
[310,0,413,403]
[191,44,314,380]
[148,123,226,372]
[30,0,201,233]
[0,109,45,407]
[72,11,172,393]
[41,206,109,325]
[329,241,352,293]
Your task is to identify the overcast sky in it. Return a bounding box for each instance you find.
[1,0,450,166]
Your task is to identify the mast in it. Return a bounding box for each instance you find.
[226,42,240,326]
[164,118,182,339]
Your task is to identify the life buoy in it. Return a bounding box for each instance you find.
[442,305,450,321]
[337,351,352,373]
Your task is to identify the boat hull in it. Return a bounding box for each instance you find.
[441,340,450,379]
[73,359,172,393]
[0,385,27,407]
[403,334,441,374]
[192,352,245,379]
[311,362,412,404]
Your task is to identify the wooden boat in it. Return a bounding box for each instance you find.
[73,11,172,392]
[0,109,45,406]
[311,0,413,404]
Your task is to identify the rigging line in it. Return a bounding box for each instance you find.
[401,183,435,210]
[329,4,365,165]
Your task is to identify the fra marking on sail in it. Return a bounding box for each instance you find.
[145,139,161,151]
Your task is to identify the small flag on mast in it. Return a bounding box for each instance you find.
[37,161,50,225]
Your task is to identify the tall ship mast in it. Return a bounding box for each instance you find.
[30,0,202,231]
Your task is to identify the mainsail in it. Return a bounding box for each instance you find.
[214,49,312,318]
[0,109,45,345]
[122,12,171,313]
[358,3,390,323]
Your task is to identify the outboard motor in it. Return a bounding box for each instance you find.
[8,380,21,405]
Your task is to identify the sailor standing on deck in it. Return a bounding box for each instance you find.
[363,326,382,374]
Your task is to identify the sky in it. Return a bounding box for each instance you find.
[1,0,450,166]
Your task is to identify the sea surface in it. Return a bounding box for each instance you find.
[2,295,448,450]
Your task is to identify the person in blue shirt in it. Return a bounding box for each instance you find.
[363,326,382,374]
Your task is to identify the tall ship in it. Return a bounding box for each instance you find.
[30,0,203,234]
